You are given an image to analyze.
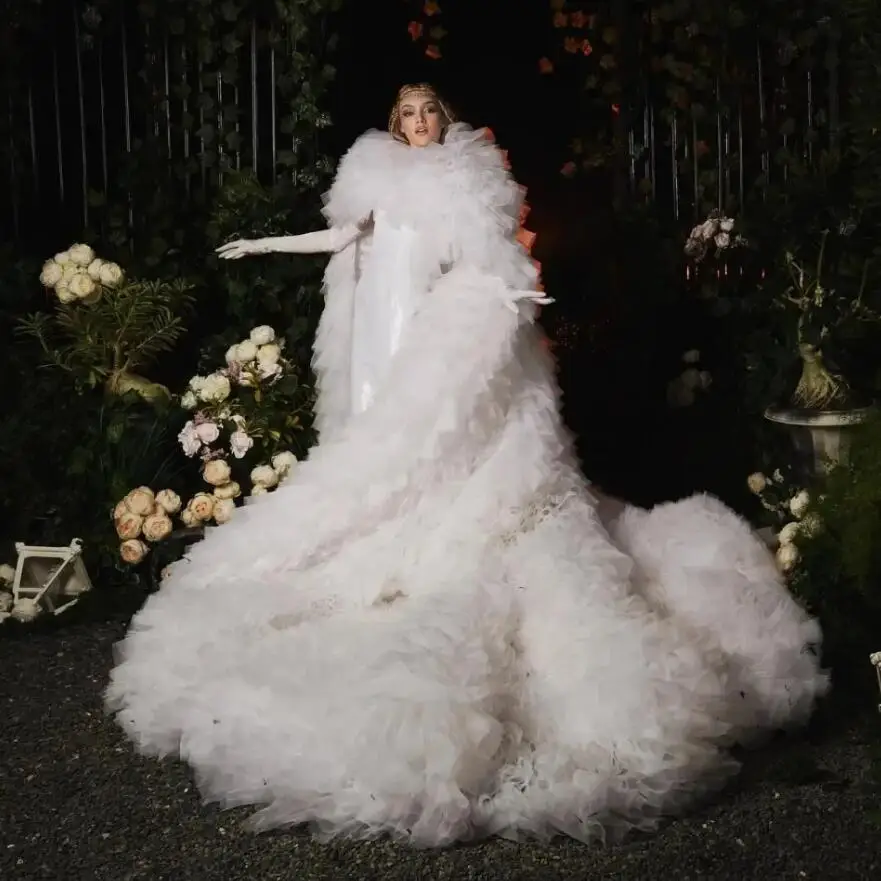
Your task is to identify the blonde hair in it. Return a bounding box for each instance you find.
[388,83,456,145]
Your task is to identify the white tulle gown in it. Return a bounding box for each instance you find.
[106,124,828,846]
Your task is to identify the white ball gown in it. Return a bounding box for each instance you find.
[106,124,829,846]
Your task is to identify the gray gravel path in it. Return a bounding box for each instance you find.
[2,603,880,881]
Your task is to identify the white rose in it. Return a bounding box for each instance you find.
[115,511,144,540]
[229,429,254,459]
[180,390,198,409]
[123,486,156,516]
[746,472,767,495]
[720,217,735,232]
[98,261,124,286]
[777,522,800,546]
[0,592,12,613]
[714,231,731,249]
[39,260,63,287]
[698,218,719,240]
[180,507,198,527]
[188,492,215,521]
[682,349,700,364]
[68,243,95,266]
[54,250,72,266]
[194,420,220,444]
[250,464,278,488]
[250,325,276,346]
[258,360,282,381]
[271,451,298,477]
[775,543,800,573]
[235,340,259,363]
[11,598,41,622]
[55,282,76,304]
[789,490,810,520]
[120,539,149,564]
[142,512,173,542]
[86,258,105,280]
[257,343,281,364]
[213,481,241,500]
[178,421,202,457]
[68,272,97,299]
[225,344,241,365]
[213,498,236,524]
[199,373,231,403]
[203,458,232,486]
[155,489,181,514]
[249,484,268,497]
[0,563,16,584]
[189,375,208,393]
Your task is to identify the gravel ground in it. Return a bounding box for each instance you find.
[2,597,880,881]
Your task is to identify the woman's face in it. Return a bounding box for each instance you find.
[398,94,444,147]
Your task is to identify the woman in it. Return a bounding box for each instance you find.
[107,84,827,846]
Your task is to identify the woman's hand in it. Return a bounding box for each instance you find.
[215,239,271,260]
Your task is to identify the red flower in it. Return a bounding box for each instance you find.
[582,39,593,56]
[407,21,423,40]
[570,10,587,28]
[560,160,577,176]
[423,0,440,15]
[538,57,554,74]
[425,44,442,60]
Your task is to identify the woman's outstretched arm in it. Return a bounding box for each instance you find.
[216,222,365,260]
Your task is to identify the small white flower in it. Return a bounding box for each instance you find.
[250,325,276,346]
[747,472,767,495]
[188,492,215,521]
[789,490,810,520]
[68,272,97,299]
[98,261,124,287]
[682,349,700,364]
[11,598,41,622]
[772,469,784,483]
[775,543,800,573]
[188,375,208,394]
[123,486,156,517]
[777,522,800,546]
[86,258,105,280]
[178,421,203,457]
[235,340,259,363]
[870,651,881,667]
[271,451,298,477]
[213,498,236,524]
[229,429,254,459]
[68,243,95,267]
[120,539,149,564]
[250,464,278,488]
[0,563,15,584]
[800,512,823,538]
[39,260,63,288]
[155,489,181,514]
[202,459,232,486]
[213,481,241,500]
[180,390,198,409]
[194,420,220,445]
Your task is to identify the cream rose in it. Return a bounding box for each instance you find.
[98,261,124,286]
[86,258,105,280]
[0,592,12,613]
[775,543,800,573]
[115,511,144,540]
[249,484,268,497]
[250,464,278,488]
[257,342,281,364]
[55,282,76,304]
[777,522,800,546]
[271,451,298,477]
[213,481,241,500]
[40,260,63,288]
[112,500,128,521]
[11,598,41,622]
[180,507,198,527]
[54,250,72,266]
[124,486,155,516]
[199,373,231,403]
[0,563,15,584]
[69,272,97,299]
[249,325,276,346]
[213,498,236,524]
[789,490,810,520]
[188,492,215,521]
[155,489,182,514]
[68,243,95,266]
[194,420,220,445]
[203,459,232,487]
[180,391,198,409]
[142,512,173,542]
[746,472,767,495]
[120,539,149,564]
[235,340,259,363]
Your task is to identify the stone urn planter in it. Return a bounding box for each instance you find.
[764,405,874,478]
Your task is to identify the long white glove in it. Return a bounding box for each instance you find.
[216,223,363,260]
[504,289,554,320]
